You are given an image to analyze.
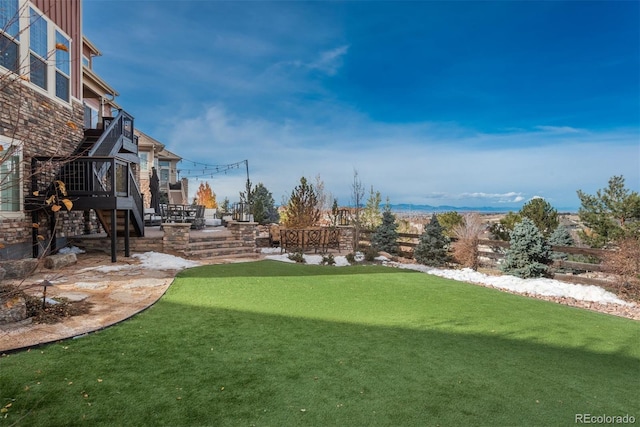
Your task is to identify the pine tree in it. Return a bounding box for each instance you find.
[282,177,320,228]
[519,198,559,237]
[414,214,449,266]
[577,175,640,248]
[501,218,551,278]
[371,209,399,254]
[249,183,279,224]
[548,224,574,261]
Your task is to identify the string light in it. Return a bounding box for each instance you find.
[176,159,249,179]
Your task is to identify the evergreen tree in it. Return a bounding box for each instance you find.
[520,198,559,237]
[437,211,464,238]
[489,211,522,241]
[501,218,551,278]
[249,182,279,224]
[282,177,320,228]
[548,224,574,262]
[371,208,399,254]
[414,214,449,266]
[577,175,640,248]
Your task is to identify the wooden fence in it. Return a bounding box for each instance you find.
[359,231,613,287]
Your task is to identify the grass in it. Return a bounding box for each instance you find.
[1,260,638,426]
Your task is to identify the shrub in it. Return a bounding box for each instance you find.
[602,237,640,291]
[371,210,399,254]
[451,213,484,270]
[501,218,551,278]
[321,253,336,266]
[414,214,449,267]
[287,251,306,263]
[364,246,378,262]
[345,252,356,264]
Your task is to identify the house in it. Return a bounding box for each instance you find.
[0,0,143,262]
[136,130,188,208]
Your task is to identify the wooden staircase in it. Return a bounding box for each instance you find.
[95,209,144,237]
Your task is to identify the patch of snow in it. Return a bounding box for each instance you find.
[132,252,200,270]
[389,263,631,306]
[58,246,85,254]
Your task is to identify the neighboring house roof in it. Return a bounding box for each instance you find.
[158,147,182,162]
[135,129,165,151]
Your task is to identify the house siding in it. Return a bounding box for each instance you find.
[31,0,82,100]
[0,77,85,260]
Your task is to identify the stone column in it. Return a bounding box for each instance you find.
[162,223,191,255]
[226,221,259,253]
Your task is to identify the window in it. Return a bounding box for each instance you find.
[29,7,47,90]
[55,30,69,101]
[139,152,149,172]
[0,0,19,72]
[83,103,98,129]
[0,137,22,214]
[0,2,73,103]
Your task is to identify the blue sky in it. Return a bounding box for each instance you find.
[83,0,639,211]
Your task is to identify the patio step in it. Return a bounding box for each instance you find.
[185,233,256,259]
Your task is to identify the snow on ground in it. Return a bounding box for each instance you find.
[132,252,200,270]
[78,252,200,273]
[261,249,631,306]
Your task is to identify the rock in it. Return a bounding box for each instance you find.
[0,259,39,279]
[0,295,27,324]
[44,252,77,270]
[0,266,5,281]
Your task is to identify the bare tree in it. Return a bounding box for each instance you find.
[351,169,365,251]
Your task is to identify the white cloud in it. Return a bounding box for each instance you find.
[163,104,640,209]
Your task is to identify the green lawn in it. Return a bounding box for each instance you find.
[1,260,638,426]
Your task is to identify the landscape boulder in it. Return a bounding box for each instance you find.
[44,252,77,270]
[0,259,39,279]
[0,295,27,324]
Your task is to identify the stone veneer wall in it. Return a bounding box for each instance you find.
[0,80,85,260]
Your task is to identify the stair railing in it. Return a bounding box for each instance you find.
[89,111,135,158]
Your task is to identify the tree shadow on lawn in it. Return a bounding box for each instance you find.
[2,300,638,427]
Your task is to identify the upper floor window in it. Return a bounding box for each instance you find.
[29,7,47,90]
[0,1,72,103]
[55,30,70,101]
[0,0,19,72]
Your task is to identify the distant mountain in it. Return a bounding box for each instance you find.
[389,204,578,214]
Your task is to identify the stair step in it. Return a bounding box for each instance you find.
[186,247,259,259]
[187,240,244,250]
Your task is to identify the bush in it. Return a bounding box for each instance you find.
[501,218,551,278]
[321,253,336,266]
[364,246,378,262]
[414,214,449,267]
[602,237,640,290]
[287,251,306,263]
[371,210,399,254]
[451,213,484,270]
[345,253,356,264]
